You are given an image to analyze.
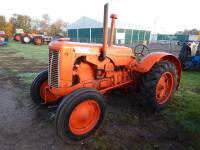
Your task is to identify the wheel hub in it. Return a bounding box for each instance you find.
[24,37,30,43]
[156,72,174,104]
[36,38,42,44]
[15,35,20,41]
[69,100,100,135]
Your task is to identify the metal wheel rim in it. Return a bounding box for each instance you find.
[156,72,174,104]
[69,99,100,135]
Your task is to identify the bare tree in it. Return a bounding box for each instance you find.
[11,14,32,33]
[31,18,40,33]
[50,19,68,36]
[40,14,51,34]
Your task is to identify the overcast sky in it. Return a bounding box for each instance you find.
[0,0,199,34]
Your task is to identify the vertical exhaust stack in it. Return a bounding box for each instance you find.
[109,14,117,47]
[100,3,109,61]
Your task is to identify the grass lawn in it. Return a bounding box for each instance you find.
[1,40,48,83]
[164,71,200,148]
[1,40,200,149]
[2,40,49,62]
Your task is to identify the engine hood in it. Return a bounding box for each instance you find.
[48,40,132,55]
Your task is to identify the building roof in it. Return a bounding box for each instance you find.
[68,16,103,29]
[68,16,150,31]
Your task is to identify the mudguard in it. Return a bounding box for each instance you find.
[136,52,182,89]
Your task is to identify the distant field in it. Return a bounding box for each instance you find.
[0,40,199,149]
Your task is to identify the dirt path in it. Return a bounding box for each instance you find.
[0,49,190,150]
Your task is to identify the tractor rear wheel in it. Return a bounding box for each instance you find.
[140,61,177,111]
[55,88,106,143]
[33,36,43,45]
[30,70,59,106]
[21,34,31,44]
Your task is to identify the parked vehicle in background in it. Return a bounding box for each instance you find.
[13,29,24,41]
[177,41,184,46]
[13,29,53,45]
[32,34,53,45]
[20,33,53,45]
[178,42,200,70]
[0,31,9,46]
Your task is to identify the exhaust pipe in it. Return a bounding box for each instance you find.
[109,14,117,47]
[99,3,109,61]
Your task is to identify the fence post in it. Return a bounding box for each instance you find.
[130,29,133,46]
[144,31,146,41]
[90,28,91,43]
[77,28,79,41]
[138,30,140,45]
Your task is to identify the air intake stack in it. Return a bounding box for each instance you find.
[109,14,117,47]
[100,3,118,61]
[100,3,109,61]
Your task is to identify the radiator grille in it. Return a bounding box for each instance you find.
[48,50,60,88]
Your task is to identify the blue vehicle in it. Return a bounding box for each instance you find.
[178,42,200,70]
[0,31,9,46]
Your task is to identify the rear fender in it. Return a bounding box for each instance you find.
[136,52,182,89]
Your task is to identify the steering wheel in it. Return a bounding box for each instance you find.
[133,44,150,57]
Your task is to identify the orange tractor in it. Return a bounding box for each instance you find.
[31,4,181,142]
[13,30,52,45]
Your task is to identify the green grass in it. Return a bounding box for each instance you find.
[0,40,47,85]
[164,71,200,148]
[2,40,48,62]
[17,73,38,85]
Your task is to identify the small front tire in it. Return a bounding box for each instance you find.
[55,88,106,143]
[13,34,21,41]
[30,70,59,106]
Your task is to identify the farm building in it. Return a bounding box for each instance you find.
[68,16,151,45]
[151,34,200,43]
[157,34,189,42]
[151,34,189,42]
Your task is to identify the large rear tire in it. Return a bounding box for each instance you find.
[30,70,59,106]
[140,61,178,111]
[21,34,31,44]
[56,88,106,143]
[33,36,43,45]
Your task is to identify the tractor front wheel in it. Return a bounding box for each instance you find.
[140,61,177,111]
[55,88,106,143]
[30,70,59,106]
[14,34,21,41]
